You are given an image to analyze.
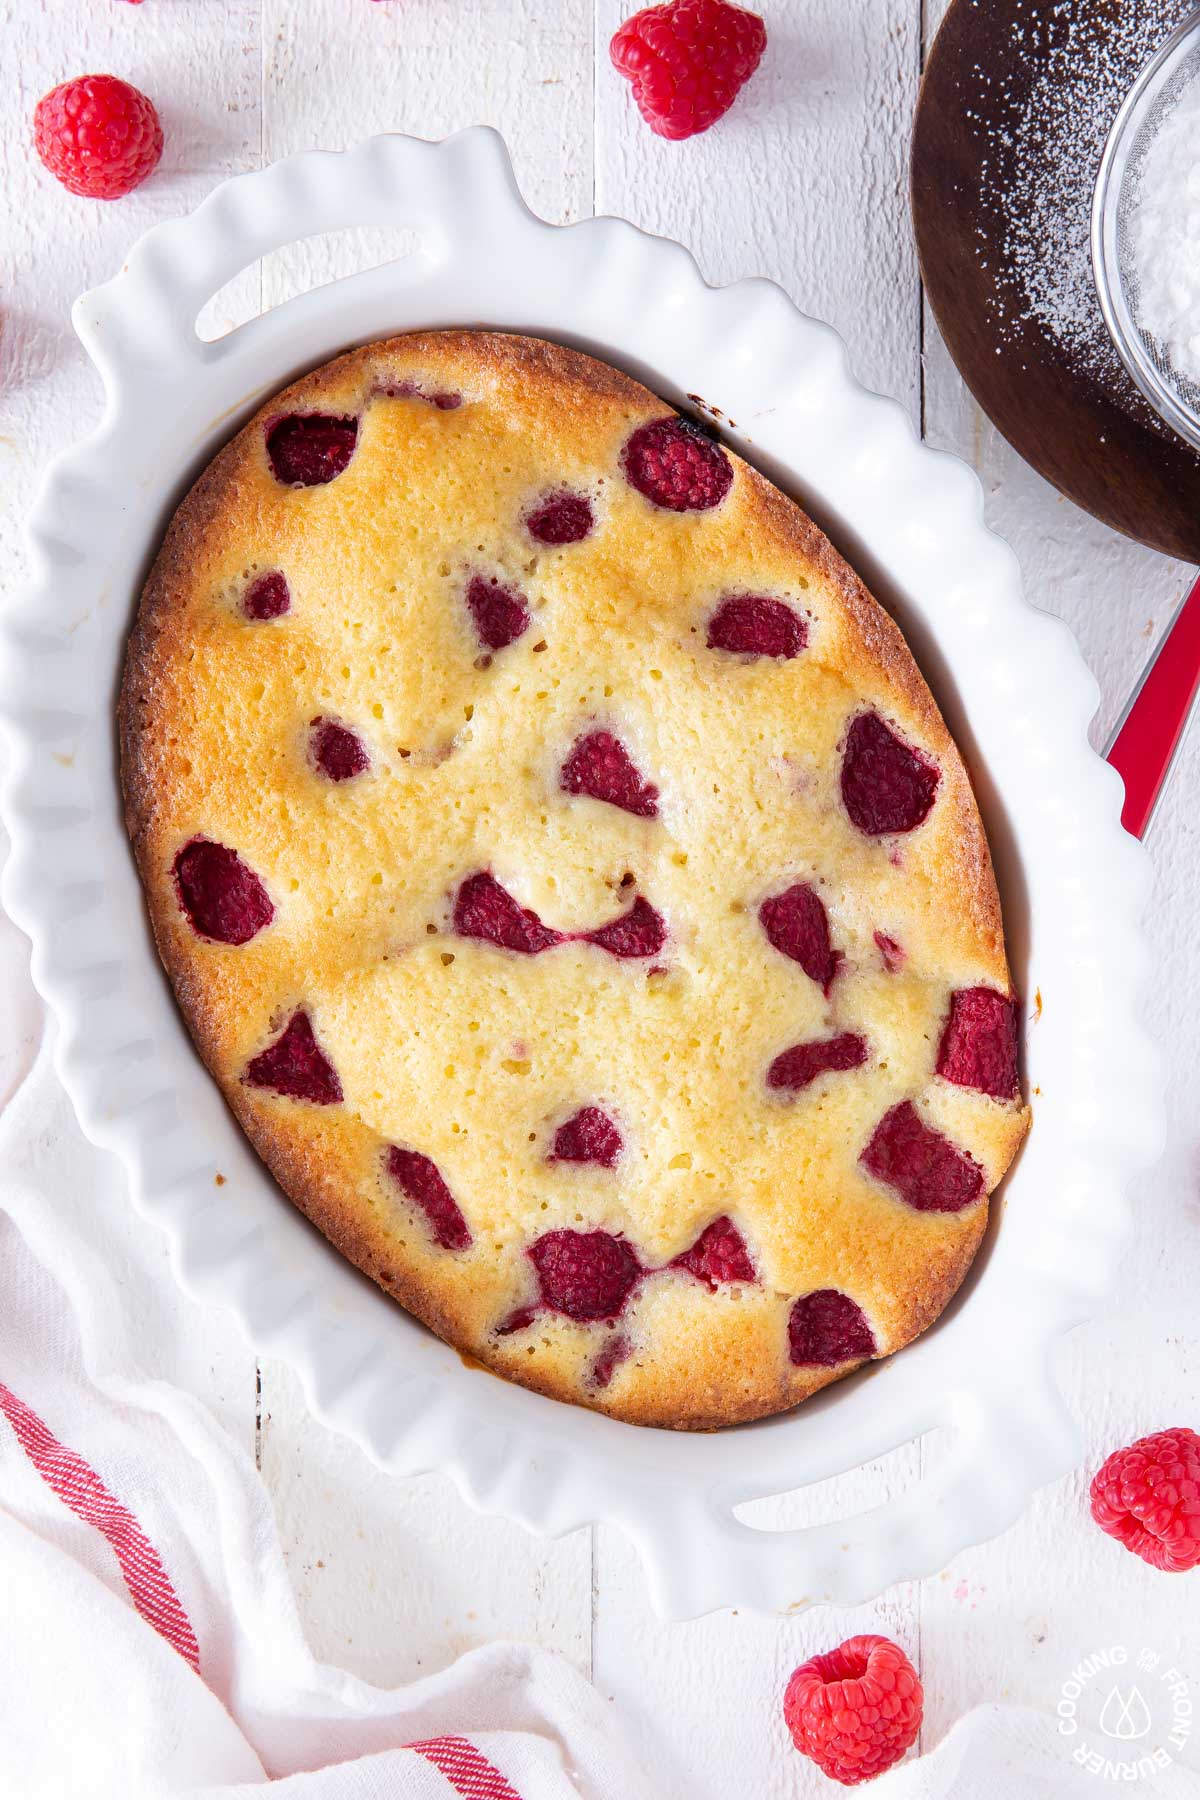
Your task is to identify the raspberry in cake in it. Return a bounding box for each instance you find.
[120,330,1029,1429]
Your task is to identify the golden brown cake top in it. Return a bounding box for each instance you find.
[120,330,1028,1429]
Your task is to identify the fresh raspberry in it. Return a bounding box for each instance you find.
[1090,1429,1200,1572]
[266,413,357,487]
[937,987,1020,1100]
[673,1216,755,1288]
[759,882,839,993]
[590,1334,631,1388]
[526,491,594,545]
[34,75,162,200]
[707,595,807,659]
[621,417,733,511]
[610,0,767,141]
[454,872,564,955]
[529,1230,642,1322]
[465,573,530,651]
[385,1147,472,1250]
[560,729,659,818]
[788,1291,876,1367]
[173,838,274,946]
[784,1635,922,1785]
[309,717,369,782]
[243,571,290,622]
[841,712,940,837]
[584,895,666,959]
[874,930,906,972]
[551,1106,624,1167]
[243,1011,343,1105]
[768,1032,868,1094]
[861,1101,983,1213]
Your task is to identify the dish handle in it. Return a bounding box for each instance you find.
[629,1371,1077,1618]
[68,128,530,389]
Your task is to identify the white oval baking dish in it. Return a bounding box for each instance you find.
[0,129,1161,1619]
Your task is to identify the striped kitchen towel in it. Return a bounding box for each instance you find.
[0,1022,653,1800]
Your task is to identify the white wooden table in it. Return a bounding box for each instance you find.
[2,2,1197,1791]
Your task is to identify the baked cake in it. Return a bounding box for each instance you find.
[120,330,1029,1430]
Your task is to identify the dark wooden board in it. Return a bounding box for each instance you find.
[912,0,1200,563]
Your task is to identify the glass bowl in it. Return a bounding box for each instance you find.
[1092,7,1200,452]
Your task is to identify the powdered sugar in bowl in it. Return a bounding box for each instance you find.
[1093,8,1200,450]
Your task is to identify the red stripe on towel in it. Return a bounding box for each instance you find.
[0,1379,200,1672]
[408,1735,526,1799]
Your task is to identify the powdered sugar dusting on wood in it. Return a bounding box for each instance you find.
[972,5,1182,384]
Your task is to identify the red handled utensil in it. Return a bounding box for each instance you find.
[1107,575,1200,838]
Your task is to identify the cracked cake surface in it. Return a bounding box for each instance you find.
[120,329,1029,1430]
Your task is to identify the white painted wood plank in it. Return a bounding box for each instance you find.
[261,0,594,222]
[0,0,263,1452]
[596,0,923,414]
[594,1517,923,1800]
[254,0,597,1684]
[1,0,263,481]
